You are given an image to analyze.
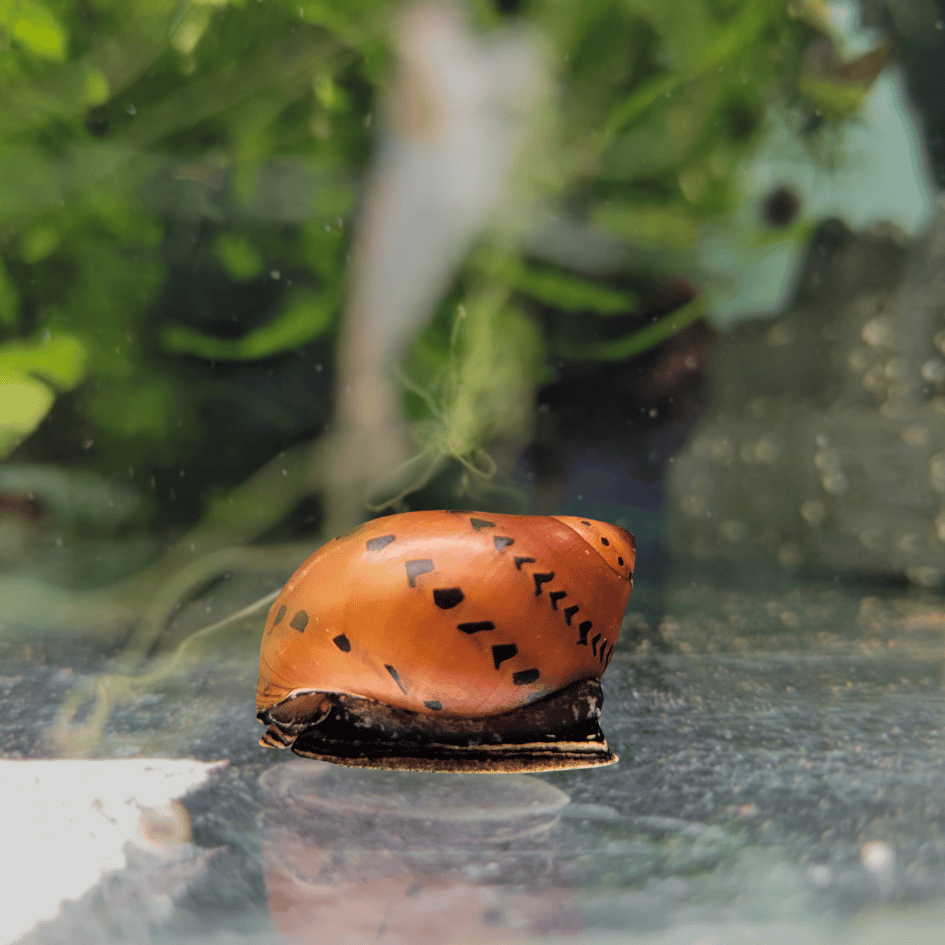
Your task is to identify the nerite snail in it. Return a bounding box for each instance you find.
[257,511,635,772]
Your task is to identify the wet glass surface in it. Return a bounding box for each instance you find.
[4,561,944,945]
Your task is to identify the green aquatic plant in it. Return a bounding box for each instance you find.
[376,284,545,510]
[0,0,840,742]
[0,332,86,457]
[0,0,814,521]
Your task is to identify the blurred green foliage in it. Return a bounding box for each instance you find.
[0,0,813,525]
[0,330,86,455]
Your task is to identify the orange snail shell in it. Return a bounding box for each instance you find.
[256,511,636,772]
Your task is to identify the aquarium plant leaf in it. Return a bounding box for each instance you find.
[0,332,87,457]
[493,258,640,315]
[3,0,68,61]
[161,289,338,361]
[551,296,705,361]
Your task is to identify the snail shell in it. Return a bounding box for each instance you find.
[257,511,635,772]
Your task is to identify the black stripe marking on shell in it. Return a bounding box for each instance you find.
[386,664,408,694]
[333,634,351,652]
[533,572,555,596]
[563,605,579,626]
[470,517,495,531]
[549,591,567,610]
[273,605,286,626]
[366,534,396,552]
[577,620,593,645]
[514,556,536,570]
[493,535,514,551]
[457,621,495,634]
[405,558,434,587]
[290,610,308,632]
[433,587,464,609]
[492,643,518,669]
[424,700,443,710]
[513,668,540,685]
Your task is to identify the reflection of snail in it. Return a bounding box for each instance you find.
[259,761,582,943]
[257,511,636,771]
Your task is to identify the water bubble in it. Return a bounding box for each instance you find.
[862,317,892,347]
[800,500,826,525]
